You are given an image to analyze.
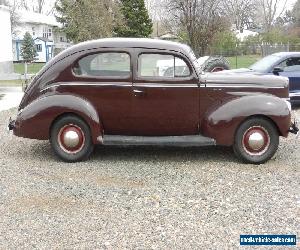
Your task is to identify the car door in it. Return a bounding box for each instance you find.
[275,57,300,102]
[130,49,200,136]
[71,50,134,134]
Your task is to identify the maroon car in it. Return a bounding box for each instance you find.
[8,38,298,164]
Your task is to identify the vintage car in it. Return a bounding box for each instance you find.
[8,38,298,164]
[222,52,300,105]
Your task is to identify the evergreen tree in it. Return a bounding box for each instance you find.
[115,0,153,37]
[21,32,37,62]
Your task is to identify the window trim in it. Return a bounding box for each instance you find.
[36,44,42,52]
[136,51,194,81]
[273,56,300,73]
[72,51,132,80]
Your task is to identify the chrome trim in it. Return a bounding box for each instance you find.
[41,82,132,92]
[289,92,300,97]
[41,82,199,92]
[133,84,198,88]
[206,83,285,89]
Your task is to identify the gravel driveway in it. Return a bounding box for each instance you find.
[0,108,299,249]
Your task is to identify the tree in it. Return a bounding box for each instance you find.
[114,0,153,37]
[223,0,257,32]
[21,32,37,77]
[55,0,122,43]
[258,0,288,32]
[21,32,37,62]
[167,0,228,56]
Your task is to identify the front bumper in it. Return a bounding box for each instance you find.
[8,117,15,131]
[289,119,299,136]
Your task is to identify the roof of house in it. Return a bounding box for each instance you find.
[235,30,258,41]
[17,10,61,27]
[0,4,10,12]
[35,37,52,42]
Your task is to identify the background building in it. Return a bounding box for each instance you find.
[12,10,70,63]
[0,5,13,74]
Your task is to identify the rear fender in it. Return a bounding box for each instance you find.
[14,94,103,144]
[201,95,291,146]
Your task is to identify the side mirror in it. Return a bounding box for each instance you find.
[273,67,283,75]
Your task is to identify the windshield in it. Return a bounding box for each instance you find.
[249,55,281,72]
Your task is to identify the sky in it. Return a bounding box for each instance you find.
[6,0,299,18]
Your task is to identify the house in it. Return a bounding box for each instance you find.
[12,10,70,63]
[0,5,13,74]
[235,30,259,42]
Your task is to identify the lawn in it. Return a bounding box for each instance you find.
[0,79,24,87]
[14,63,45,75]
[226,55,261,69]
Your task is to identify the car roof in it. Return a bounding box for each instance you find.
[271,52,300,57]
[58,38,192,58]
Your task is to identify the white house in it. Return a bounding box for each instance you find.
[235,30,259,42]
[12,10,70,63]
[0,5,13,74]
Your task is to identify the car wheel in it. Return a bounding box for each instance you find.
[50,115,94,162]
[233,117,279,164]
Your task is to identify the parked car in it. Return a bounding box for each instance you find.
[158,56,230,77]
[8,38,298,164]
[222,52,300,105]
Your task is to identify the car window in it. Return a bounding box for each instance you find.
[138,53,191,78]
[276,57,300,72]
[73,52,130,77]
[249,55,281,72]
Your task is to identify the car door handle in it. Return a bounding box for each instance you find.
[133,89,145,97]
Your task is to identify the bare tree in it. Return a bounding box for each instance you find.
[167,0,228,56]
[223,0,257,32]
[15,0,48,13]
[259,0,288,31]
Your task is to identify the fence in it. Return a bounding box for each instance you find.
[206,43,300,69]
[207,43,300,57]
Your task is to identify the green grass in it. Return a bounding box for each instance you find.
[14,63,45,74]
[226,55,261,69]
[0,79,24,87]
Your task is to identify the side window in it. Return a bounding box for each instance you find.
[277,57,300,72]
[138,53,191,78]
[73,52,130,77]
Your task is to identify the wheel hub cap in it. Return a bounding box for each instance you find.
[243,126,270,156]
[248,132,265,151]
[58,124,85,154]
[63,130,80,148]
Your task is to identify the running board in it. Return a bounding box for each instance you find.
[103,135,216,147]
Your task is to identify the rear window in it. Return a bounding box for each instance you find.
[73,52,130,77]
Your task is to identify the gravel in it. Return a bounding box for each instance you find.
[0,107,299,249]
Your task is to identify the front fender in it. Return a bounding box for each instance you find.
[201,95,291,146]
[14,94,103,144]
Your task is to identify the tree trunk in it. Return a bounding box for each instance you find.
[24,62,27,80]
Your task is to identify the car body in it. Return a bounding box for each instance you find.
[222,52,300,104]
[8,38,298,164]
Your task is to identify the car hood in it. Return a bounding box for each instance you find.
[201,72,289,88]
[219,68,266,75]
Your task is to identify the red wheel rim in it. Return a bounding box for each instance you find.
[57,124,85,154]
[242,126,270,156]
